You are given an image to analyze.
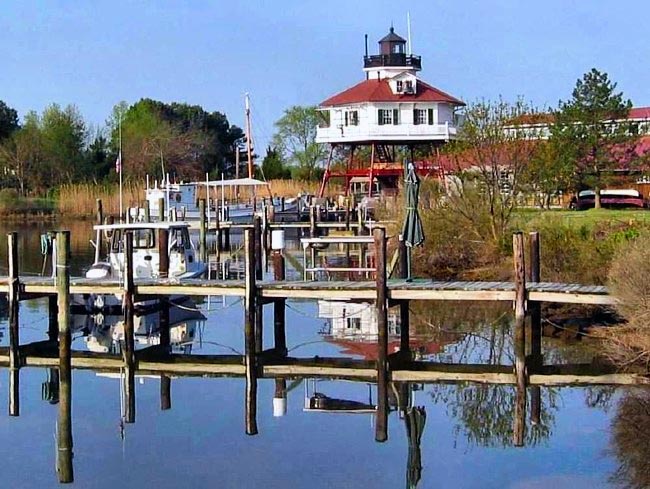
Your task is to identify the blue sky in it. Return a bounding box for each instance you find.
[2,1,650,149]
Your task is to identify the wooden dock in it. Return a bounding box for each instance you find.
[3,276,614,306]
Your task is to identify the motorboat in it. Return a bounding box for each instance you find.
[142,176,303,224]
[75,221,207,311]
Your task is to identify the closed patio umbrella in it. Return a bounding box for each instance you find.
[401,162,425,280]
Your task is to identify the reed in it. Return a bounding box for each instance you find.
[267,179,340,198]
[57,182,145,218]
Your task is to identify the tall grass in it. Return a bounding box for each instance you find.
[267,179,341,197]
[58,182,145,218]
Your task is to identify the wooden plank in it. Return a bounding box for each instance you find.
[528,291,617,305]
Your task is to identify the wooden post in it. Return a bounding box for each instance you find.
[309,206,317,269]
[244,229,258,435]
[253,216,263,353]
[513,232,526,321]
[199,198,207,264]
[158,197,165,222]
[513,315,527,447]
[159,299,171,410]
[48,295,58,341]
[273,250,287,355]
[374,227,388,442]
[158,228,169,278]
[281,196,285,212]
[144,200,151,223]
[357,204,364,235]
[123,232,136,424]
[55,230,73,483]
[8,232,20,416]
[528,231,542,425]
[95,199,104,261]
[57,335,74,484]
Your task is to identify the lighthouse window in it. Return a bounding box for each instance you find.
[344,110,359,126]
[413,109,427,125]
[378,109,399,125]
[396,80,403,93]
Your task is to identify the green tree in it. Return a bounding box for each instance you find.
[272,105,326,181]
[0,100,19,141]
[260,146,290,180]
[445,98,540,244]
[40,104,87,184]
[523,137,574,208]
[551,68,633,208]
[0,111,45,194]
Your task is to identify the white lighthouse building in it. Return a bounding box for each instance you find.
[316,26,465,196]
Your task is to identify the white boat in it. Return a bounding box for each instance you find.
[75,221,207,311]
[142,176,303,224]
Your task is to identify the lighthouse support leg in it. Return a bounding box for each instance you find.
[318,145,335,198]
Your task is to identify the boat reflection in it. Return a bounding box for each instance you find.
[72,300,206,354]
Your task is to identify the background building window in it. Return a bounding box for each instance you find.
[378,108,399,125]
[344,110,359,126]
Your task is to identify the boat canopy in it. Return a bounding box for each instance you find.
[93,222,192,231]
[192,177,270,187]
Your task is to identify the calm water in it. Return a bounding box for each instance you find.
[0,220,647,488]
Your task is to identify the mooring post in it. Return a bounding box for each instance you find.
[55,230,73,483]
[357,204,364,235]
[528,231,542,425]
[95,199,104,262]
[199,198,207,264]
[159,298,171,410]
[309,205,318,268]
[158,197,165,222]
[48,295,58,340]
[513,232,526,321]
[374,227,389,442]
[158,228,169,279]
[396,235,410,355]
[253,216,263,353]
[244,229,258,435]
[123,232,136,424]
[144,200,151,223]
[513,315,527,447]
[272,232,287,355]
[8,232,20,416]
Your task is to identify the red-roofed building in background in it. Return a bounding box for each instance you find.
[316,27,465,197]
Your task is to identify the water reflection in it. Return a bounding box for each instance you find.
[610,388,650,489]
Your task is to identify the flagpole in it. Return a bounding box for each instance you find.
[119,112,124,223]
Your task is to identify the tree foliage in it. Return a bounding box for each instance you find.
[444,98,540,244]
[260,146,290,180]
[0,100,19,141]
[550,68,634,207]
[109,99,244,181]
[272,105,326,181]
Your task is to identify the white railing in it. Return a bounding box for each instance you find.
[316,122,458,143]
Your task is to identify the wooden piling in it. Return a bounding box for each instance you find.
[513,232,526,321]
[254,216,263,352]
[513,315,527,447]
[396,235,410,356]
[159,299,171,410]
[158,228,169,279]
[528,231,542,425]
[273,250,287,355]
[309,205,318,267]
[122,233,136,423]
[8,232,20,416]
[95,199,104,261]
[48,295,58,341]
[199,198,207,264]
[144,200,151,223]
[158,197,165,222]
[244,229,258,435]
[55,230,73,483]
[374,227,389,442]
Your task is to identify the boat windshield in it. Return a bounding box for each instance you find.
[110,229,156,252]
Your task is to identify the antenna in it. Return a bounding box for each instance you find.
[407,11,412,55]
[364,34,368,57]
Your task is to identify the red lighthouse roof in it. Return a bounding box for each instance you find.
[320,78,465,107]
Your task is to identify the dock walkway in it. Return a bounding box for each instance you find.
[4,276,614,305]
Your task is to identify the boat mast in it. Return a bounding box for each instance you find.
[245,93,254,179]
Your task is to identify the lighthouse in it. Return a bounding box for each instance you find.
[316,26,465,197]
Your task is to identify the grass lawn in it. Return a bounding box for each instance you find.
[515,208,650,228]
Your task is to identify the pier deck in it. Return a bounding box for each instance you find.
[5,276,614,305]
